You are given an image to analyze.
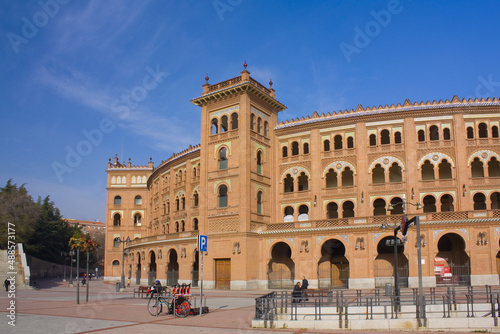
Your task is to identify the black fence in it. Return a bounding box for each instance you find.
[254,285,500,329]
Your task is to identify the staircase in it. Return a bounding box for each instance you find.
[0,244,32,291]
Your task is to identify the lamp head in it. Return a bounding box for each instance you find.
[387,204,394,211]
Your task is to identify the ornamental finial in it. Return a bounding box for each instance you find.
[205,74,209,84]
[243,60,247,70]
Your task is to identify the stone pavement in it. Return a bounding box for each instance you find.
[0,279,487,333]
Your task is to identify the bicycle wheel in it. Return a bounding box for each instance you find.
[174,300,191,318]
[147,296,162,316]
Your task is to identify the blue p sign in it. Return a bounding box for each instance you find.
[199,235,207,252]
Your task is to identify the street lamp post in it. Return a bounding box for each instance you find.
[387,194,424,326]
[117,236,131,290]
[61,252,68,282]
[381,222,401,313]
[69,250,75,286]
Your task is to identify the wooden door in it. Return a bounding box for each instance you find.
[215,259,231,290]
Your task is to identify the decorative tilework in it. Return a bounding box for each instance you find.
[373,232,384,244]
[251,106,270,120]
[267,239,275,247]
[338,234,349,245]
[418,152,454,167]
[286,238,295,246]
[323,161,356,175]
[495,227,500,238]
[281,166,311,180]
[369,156,405,171]
[468,150,500,166]
[316,236,326,245]
[210,105,239,117]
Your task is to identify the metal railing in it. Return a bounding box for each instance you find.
[254,285,500,329]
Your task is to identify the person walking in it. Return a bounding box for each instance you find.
[3,279,10,292]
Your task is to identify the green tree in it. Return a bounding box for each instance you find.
[0,179,40,249]
[25,196,80,263]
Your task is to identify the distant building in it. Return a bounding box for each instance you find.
[104,64,500,290]
[67,219,106,236]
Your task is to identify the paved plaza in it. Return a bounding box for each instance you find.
[0,279,492,333]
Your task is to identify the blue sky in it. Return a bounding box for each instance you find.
[1,0,500,223]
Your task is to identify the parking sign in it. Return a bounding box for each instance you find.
[198,235,207,252]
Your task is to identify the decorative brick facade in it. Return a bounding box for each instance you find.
[105,64,500,290]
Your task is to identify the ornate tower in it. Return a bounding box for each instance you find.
[191,63,286,289]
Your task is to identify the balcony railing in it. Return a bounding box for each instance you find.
[262,209,500,233]
[127,230,198,247]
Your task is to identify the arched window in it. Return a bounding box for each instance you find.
[418,130,425,142]
[219,147,228,170]
[113,213,121,226]
[211,118,218,135]
[257,151,263,174]
[421,160,435,180]
[342,201,355,218]
[218,185,228,208]
[291,141,299,155]
[492,126,499,138]
[181,220,185,232]
[298,205,309,221]
[284,206,294,222]
[113,238,120,247]
[193,192,199,207]
[438,159,452,179]
[342,167,354,187]
[134,213,141,226]
[369,134,377,146]
[478,123,488,138]
[467,126,474,139]
[443,128,451,140]
[282,146,288,158]
[334,135,343,149]
[372,164,385,184]
[440,194,454,212]
[373,198,386,216]
[473,193,486,210]
[193,218,199,230]
[192,166,197,178]
[394,132,401,144]
[175,221,179,232]
[303,143,309,155]
[134,195,142,205]
[324,139,331,151]
[114,196,121,205]
[257,117,262,133]
[471,157,484,178]
[112,260,120,265]
[347,136,354,148]
[176,198,180,211]
[181,196,185,210]
[429,125,439,141]
[264,121,269,137]
[250,114,255,131]
[257,191,262,214]
[298,172,308,191]
[390,197,404,215]
[488,157,500,177]
[380,129,390,145]
[389,162,402,183]
[283,174,294,193]
[325,168,338,188]
[423,195,436,213]
[231,112,238,130]
[327,202,338,219]
[221,115,228,133]
[491,192,500,210]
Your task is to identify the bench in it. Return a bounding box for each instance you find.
[133,286,149,298]
[302,288,330,298]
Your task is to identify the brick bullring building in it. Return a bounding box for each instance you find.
[104,64,500,290]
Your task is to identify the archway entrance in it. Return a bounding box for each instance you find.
[374,236,408,288]
[166,249,179,286]
[192,251,199,287]
[135,252,141,284]
[268,242,294,289]
[148,251,157,285]
[318,239,349,288]
[435,233,470,286]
